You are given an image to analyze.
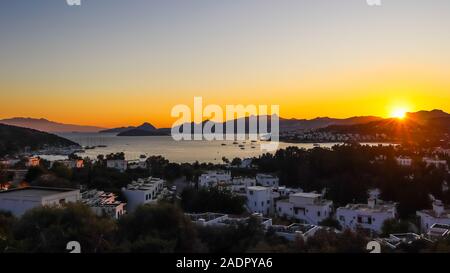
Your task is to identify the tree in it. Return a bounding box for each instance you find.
[231,158,242,166]
[180,187,246,214]
[381,219,410,237]
[13,203,117,253]
[117,203,202,253]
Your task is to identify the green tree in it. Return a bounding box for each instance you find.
[117,203,202,253]
[13,203,117,253]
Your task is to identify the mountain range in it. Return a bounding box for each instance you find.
[320,110,450,142]
[0,118,105,133]
[1,110,448,137]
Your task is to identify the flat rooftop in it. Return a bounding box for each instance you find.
[0,187,78,198]
[292,192,322,198]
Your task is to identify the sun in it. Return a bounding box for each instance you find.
[390,108,408,119]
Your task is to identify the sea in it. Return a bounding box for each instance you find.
[49,133,391,164]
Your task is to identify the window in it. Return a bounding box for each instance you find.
[339,216,345,222]
[249,191,254,195]
[317,211,321,217]
[59,199,66,204]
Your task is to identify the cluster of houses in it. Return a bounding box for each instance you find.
[280,131,388,143]
[395,156,448,170]
[0,176,168,220]
[196,169,450,246]
[185,212,332,242]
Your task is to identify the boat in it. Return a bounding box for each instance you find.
[313,143,321,147]
[233,142,238,145]
[140,154,147,159]
[221,143,227,146]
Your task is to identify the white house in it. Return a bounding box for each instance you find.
[427,223,450,240]
[82,189,126,219]
[396,156,412,167]
[0,187,80,217]
[276,192,333,225]
[417,199,450,232]
[229,177,257,194]
[423,157,448,170]
[107,159,128,172]
[185,212,229,226]
[121,177,165,211]
[246,186,274,215]
[336,196,397,234]
[269,223,322,241]
[58,159,84,169]
[256,174,279,187]
[198,171,232,188]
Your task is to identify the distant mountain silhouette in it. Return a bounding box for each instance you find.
[117,122,170,136]
[0,117,105,133]
[0,124,80,156]
[320,110,450,141]
[172,115,382,135]
[100,126,137,134]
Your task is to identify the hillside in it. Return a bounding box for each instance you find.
[0,117,105,133]
[320,110,450,142]
[0,124,80,156]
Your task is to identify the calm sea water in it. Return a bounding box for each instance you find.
[56,133,385,164]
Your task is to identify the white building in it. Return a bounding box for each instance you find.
[272,186,302,199]
[82,189,126,219]
[58,159,84,169]
[336,196,397,234]
[276,192,333,225]
[0,187,80,217]
[122,177,165,211]
[396,156,412,167]
[198,171,232,188]
[128,160,147,170]
[256,173,279,187]
[107,159,128,172]
[423,157,448,170]
[246,186,274,215]
[230,177,257,194]
[185,212,229,226]
[427,223,450,241]
[417,199,450,232]
[269,223,322,241]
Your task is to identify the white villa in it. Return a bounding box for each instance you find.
[0,187,80,217]
[256,173,279,187]
[82,189,126,219]
[122,177,165,211]
[396,156,412,167]
[336,195,397,234]
[198,171,232,188]
[269,223,322,241]
[417,199,450,232]
[246,186,274,215]
[107,159,128,172]
[423,157,448,170]
[276,192,333,225]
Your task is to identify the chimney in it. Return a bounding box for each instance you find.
[368,198,377,209]
[433,200,445,217]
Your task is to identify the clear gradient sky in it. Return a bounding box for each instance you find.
[0,0,449,128]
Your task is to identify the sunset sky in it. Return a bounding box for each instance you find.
[1,0,449,128]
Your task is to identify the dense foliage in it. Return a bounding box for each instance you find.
[0,124,78,156]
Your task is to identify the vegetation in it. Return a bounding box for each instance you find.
[0,124,79,156]
[180,187,246,214]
